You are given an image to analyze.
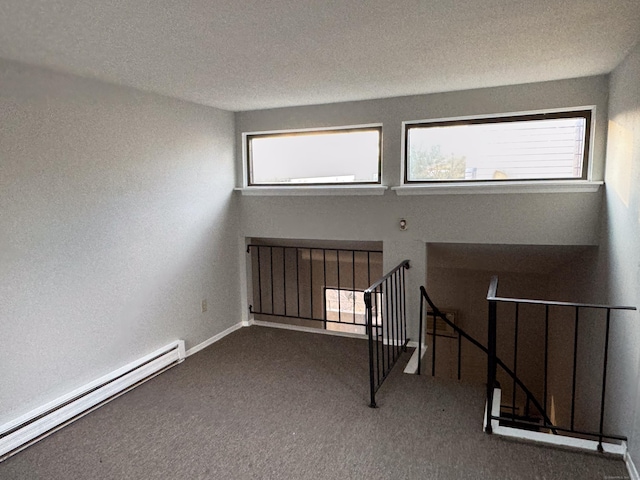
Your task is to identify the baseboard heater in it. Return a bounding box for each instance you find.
[0,340,185,462]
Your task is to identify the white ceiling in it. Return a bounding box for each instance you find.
[1,1,639,111]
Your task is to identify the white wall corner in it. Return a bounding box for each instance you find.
[626,448,640,480]
[185,322,244,357]
[177,340,186,361]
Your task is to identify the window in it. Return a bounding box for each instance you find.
[246,126,382,186]
[404,110,592,183]
[324,288,381,335]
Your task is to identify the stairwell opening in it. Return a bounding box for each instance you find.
[424,243,599,430]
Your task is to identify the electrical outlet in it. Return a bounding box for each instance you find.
[201,299,208,313]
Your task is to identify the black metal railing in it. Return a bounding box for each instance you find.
[486,276,636,450]
[418,286,554,431]
[247,244,382,332]
[365,260,410,408]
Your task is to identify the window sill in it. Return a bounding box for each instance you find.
[235,185,388,196]
[392,181,603,196]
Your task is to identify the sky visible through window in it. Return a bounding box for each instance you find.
[249,129,380,185]
[407,116,587,181]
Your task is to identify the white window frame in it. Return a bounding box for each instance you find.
[324,287,383,336]
[394,107,602,195]
[238,124,388,196]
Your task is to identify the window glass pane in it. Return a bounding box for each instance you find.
[406,112,590,182]
[248,128,381,185]
[324,288,382,335]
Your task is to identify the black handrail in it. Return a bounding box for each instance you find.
[419,286,556,432]
[365,260,410,408]
[365,259,410,293]
[486,276,636,450]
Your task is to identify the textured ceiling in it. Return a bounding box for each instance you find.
[0,1,639,111]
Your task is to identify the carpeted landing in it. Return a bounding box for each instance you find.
[0,325,629,479]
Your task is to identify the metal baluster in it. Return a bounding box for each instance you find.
[418,290,424,375]
[257,246,263,312]
[375,285,381,386]
[295,248,300,317]
[512,303,519,422]
[322,249,327,329]
[598,309,612,452]
[384,278,390,372]
[337,250,341,324]
[431,310,437,377]
[391,273,396,359]
[486,298,497,434]
[395,272,400,357]
[309,249,313,319]
[367,252,371,334]
[570,307,579,432]
[270,246,274,314]
[401,267,407,352]
[544,305,549,425]
[352,251,356,324]
[457,332,462,381]
[365,290,376,408]
[379,284,386,380]
[282,247,287,316]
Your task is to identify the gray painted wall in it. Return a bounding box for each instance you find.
[236,75,609,341]
[544,41,640,452]
[2,47,635,460]
[0,59,239,425]
[604,42,640,462]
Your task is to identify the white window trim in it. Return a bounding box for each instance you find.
[241,123,383,190]
[235,185,388,196]
[400,106,599,191]
[392,180,602,195]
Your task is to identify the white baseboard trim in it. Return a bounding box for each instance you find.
[186,322,244,357]
[0,340,185,462]
[404,345,428,374]
[484,387,626,456]
[249,319,369,340]
[626,450,639,480]
[249,319,421,348]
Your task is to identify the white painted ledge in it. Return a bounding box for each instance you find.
[248,319,369,340]
[404,344,428,374]
[392,181,603,195]
[484,387,626,457]
[235,185,388,196]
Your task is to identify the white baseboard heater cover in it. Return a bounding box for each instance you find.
[0,340,185,461]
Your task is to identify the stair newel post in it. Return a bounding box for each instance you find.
[485,276,500,434]
[365,290,376,408]
[486,297,498,434]
[418,287,424,375]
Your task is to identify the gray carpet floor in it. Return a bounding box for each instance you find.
[0,326,629,479]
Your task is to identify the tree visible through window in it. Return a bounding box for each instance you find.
[405,110,591,182]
